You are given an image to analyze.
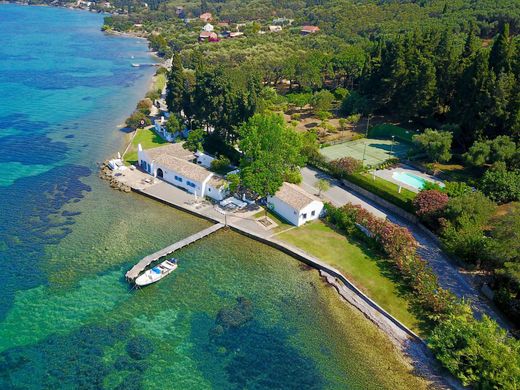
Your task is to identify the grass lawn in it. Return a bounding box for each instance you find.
[277,220,420,333]
[153,72,167,92]
[369,123,415,143]
[124,127,168,165]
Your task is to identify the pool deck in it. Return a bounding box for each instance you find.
[372,165,444,193]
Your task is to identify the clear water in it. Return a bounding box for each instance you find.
[392,172,428,189]
[0,5,426,389]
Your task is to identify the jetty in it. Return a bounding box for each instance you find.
[125,223,225,282]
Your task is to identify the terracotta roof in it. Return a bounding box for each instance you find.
[272,182,321,210]
[145,143,195,161]
[199,12,212,20]
[301,25,320,33]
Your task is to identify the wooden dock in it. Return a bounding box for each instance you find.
[125,223,225,282]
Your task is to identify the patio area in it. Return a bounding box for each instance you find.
[372,165,444,193]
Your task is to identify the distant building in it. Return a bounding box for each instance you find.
[268,25,282,32]
[300,25,320,35]
[199,12,212,22]
[138,143,228,201]
[202,23,214,32]
[272,17,293,26]
[267,182,324,226]
[217,21,230,28]
[228,31,244,38]
[199,31,219,42]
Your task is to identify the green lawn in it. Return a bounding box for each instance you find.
[124,127,168,165]
[369,123,415,143]
[277,220,420,333]
[154,72,167,92]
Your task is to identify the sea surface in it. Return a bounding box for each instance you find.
[0,5,425,389]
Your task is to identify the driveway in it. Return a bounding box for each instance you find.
[300,166,511,329]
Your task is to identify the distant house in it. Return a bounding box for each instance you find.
[138,143,228,201]
[217,21,229,28]
[202,23,214,32]
[300,25,320,35]
[228,31,244,38]
[199,31,219,42]
[199,12,212,22]
[267,182,324,226]
[272,17,293,26]
[268,25,282,32]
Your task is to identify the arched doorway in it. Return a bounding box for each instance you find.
[156,168,164,179]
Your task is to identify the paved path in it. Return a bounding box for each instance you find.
[300,167,511,329]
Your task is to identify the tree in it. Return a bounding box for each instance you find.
[226,173,240,193]
[166,53,185,115]
[489,23,513,74]
[136,98,153,115]
[125,111,150,130]
[490,135,517,163]
[184,128,205,152]
[239,113,305,199]
[413,190,449,222]
[413,129,452,163]
[315,179,330,197]
[165,115,182,135]
[310,90,334,114]
[489,203,520,265]
[465,140,491,166]
[429,308,520,389]
[480,167,520,204]
[210,156,231,174]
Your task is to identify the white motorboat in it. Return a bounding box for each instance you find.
[134,258,178,286]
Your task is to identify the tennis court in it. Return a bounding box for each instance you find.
[320,139,411,166]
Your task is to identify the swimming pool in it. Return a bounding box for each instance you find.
[392,171,442,190]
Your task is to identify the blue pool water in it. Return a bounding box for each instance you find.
[392,171,438,190]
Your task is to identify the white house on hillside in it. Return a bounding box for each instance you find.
[138,143,228,201]
[202,23,214,32]
[267,182,324,226]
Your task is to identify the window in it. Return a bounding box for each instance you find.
[174,176,183,182]
[302,213,307,219]
[311,210,315,217]
[208,188,211,192]
[187,181,196,188]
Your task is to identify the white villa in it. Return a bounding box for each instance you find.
[138,143,228,201]
[202,23,214,32]
[267,182,324,226]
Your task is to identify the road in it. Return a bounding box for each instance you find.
[300,166,511,329]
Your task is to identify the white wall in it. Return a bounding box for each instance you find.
[267,197,323,226]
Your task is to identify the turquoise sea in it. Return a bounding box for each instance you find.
[0,5,426,389]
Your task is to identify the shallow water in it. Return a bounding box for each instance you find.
[0,5,426,389]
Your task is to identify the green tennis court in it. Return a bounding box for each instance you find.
[320,139,410,166]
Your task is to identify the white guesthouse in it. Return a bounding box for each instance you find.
[137,143,228,201]
[267,182,324,226]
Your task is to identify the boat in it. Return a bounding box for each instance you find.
[131,63,140,67]
[134,258,178,286]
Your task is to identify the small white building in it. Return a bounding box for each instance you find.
[267,182,324,226]
[202,23,214,32]
[138,143,228,201]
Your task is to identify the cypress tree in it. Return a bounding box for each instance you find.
[489,23,513,74]
[166,53,185,116]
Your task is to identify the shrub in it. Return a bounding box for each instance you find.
[413,190,449,220]
[316,110,332,121]
[346,113,361,123]
[310,90,335,114]
[210,155,231,174]
[429,308,520,389]
[291,113,301,121]
[442,181,472,198]
[480,168,520,204]
[136,98,153,115]
[284,169,303,184]
[333,87,348,100]
[330,157,362,176]
[125,111,151,130]
[338,118,347,131]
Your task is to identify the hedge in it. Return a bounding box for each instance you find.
[345,172,416,212]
